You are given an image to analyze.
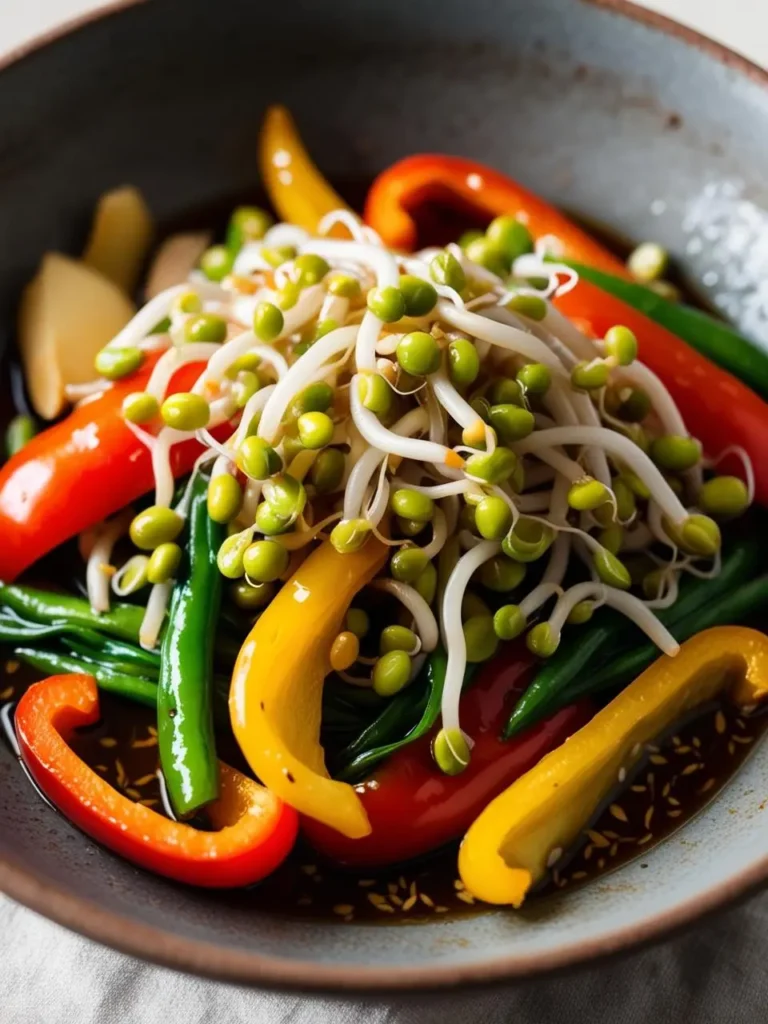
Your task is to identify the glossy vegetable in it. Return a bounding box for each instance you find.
[364,154,628,274]
[259,105,351,234]
[565,261,768,400]
[303,648,591,866]
[459,627,768,906]
[504,536,762,737]
[158,474,224,816]
[555,278,768,505]
[0,583,145,643]
[19,252,135,419]
[14,648,157,707]
[16,674,298,887]
[229,536,388,838]
[0,355,211,581]
[82,186,154,295]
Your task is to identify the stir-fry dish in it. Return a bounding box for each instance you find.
[3,106,768,914]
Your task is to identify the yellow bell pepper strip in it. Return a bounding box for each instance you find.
[459,626,768,907]
[259,105,353,234]
[229,536,387,838]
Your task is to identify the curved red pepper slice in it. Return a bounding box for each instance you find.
[0,355,214,581]
[302,648,592,867]
[15,674,298,888]
[364,154,628,275]
[555,278,768,506]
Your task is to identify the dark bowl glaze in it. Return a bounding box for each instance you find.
[1,0,768,992]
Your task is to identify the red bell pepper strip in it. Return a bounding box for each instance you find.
[15,674,299,887]
[364,154,629,275]
[302,647,592,867]
[0,355,211,582]
[554,279,768,506]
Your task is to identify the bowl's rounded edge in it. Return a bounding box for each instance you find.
[1,0,768,994]
[2,849,767,993]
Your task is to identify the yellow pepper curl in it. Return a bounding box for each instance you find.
[259,105,353,234]
[459,626,768,906]
[229,536,387,838]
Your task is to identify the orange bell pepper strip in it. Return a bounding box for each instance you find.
[364,154,629,273]
[259,105,353,235]
[230,536,387,839]
[0,354,213,581]
[459,626,768,906]
[555,279,768,506]
[15,675,299,887]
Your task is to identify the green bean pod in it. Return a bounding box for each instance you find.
[0,584,145,643]
[502,536,763,739]
[14,648,158,708]
[559,572,768,706]
[158,474,225,816]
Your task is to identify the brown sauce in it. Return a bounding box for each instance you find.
[2,656,765,923]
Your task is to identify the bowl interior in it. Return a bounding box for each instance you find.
[1,0,768,990]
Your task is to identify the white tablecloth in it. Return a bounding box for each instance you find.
[3,2,768,1022]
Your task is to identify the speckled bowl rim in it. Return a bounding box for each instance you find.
[0,0,767,994]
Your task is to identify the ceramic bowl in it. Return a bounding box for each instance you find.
[1,0,767,992]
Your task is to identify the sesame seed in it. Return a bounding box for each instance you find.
[603,830,620,840]
[5,661,19,674]
[367,893,389,908]
[99,738,117,748]
[631,743,642,757]
[618,767,627,783]
[672,735,681,747]
[571,871,588,880]
[453,880,465,890]
[732,735,753,745]
[546,847,563,867]
[95,764,108,772]
[682,763,702,775]
[390,895,403,907]
[631,784,647,793]
[637,833,653,845]
[609,804,628,823]
[662,783,671,798]
[698,778,716,794]
[125,787,142,799]
[667,809,682,818]
[132,774,156,787]
[649,754,668,765]
[435,906,449,913]
[419,893,435,908]
[736,718,746,730]
[586,829,610,848]
[410,881,417,898]
[0,686,13,700]
[402,895,417,911]
[692,737,701,748]
[667,797,681,807]
[674,745,692,755]
[388,883,398,896]
[715,711,726,734]
[138,798,159,807]
[333,904,354,916]
[132,736,158,748]
[728,741,736,755]
[457,890,476,904]
[597,858,606,870]
[399,876,408,890]
[644,807,654,830]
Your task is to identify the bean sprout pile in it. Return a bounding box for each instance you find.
[85,208,753,771]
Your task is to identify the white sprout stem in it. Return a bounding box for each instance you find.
[317,209,369,241]
[568,390,613,487]
[440,540,500,733]
[106,285,189,350]
[232,243,272,275]
[175,450,217,519]
[402,253,465,306]
[343,407,429,521]
[438,301,567,373]
[350,376,457,467]
[421,508,448,560]
[647,499,675,549]
[258,326,357,443]
[518,533,571,620]
[64,380,111,403]
[319,293,349,325]
[430,366,491,445]
[621,361,704,492]
[232,384,276,448]
[644,571,681,610]
[515,426,688,523]
[202,332,291,389]
[303,238,400,287]
[370,579,439,653]
[547,581,606,633]
[389,477,471,500]
[528,446,584,484]
[263,222,310,249]
[152,428,188,507]
[145,342,222,402]
[355,310,384,371]
[523,462,556,489]
[541,306,601,362]
[602,591,679,655]
[365,473,390,528]
[442,494,460,536]
[140,582,172,650]
[241,479,263,524]
[85,510,133,613]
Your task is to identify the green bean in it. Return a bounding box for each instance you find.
[5,414,36,458]
[336,651,479,782]
[502,535,763,739]
[14,648,158,708]
[0,584,146,643]
[559,573,768,708]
